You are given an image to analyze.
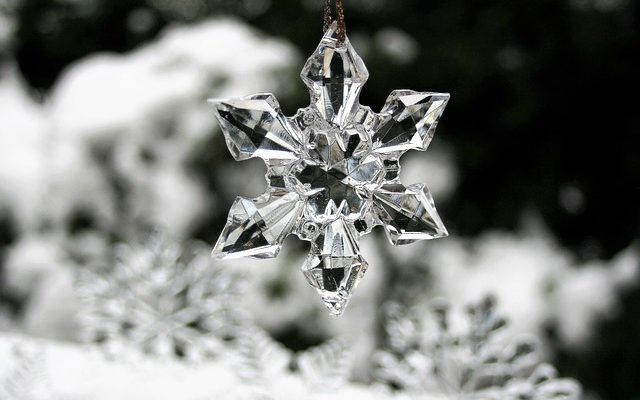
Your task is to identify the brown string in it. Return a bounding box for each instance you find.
[323,0,347,45]
[335,0,346,45]
[323,0,332,33]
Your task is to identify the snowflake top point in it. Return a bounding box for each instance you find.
[210,26,449,315]
[300,22,369,128]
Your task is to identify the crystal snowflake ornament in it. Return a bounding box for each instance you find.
[210,23,449,316]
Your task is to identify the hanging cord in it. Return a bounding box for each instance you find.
[323,0,332,33]
[323,0,347,45]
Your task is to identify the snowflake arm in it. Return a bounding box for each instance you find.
[373,90,450,156]
[213,192,303,260]
[374,298,583,399]
[76,234,242,361]
[209,93,303,162]
[373,182,448,246]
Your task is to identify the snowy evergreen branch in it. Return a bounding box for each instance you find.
[233,326,291,383]
[296,338,353,388]
[76,233,244,361]
[373,297,582,399]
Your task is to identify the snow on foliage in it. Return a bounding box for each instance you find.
[0,342,49,400]
[1,19,299,240]
[76,233,243,361]
[374,297,582,399]
[0,18,300,342]
[427,230,639,346]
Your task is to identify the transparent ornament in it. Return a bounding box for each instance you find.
[210,22,449,316]
[76,233,245,361]
[373,297,582,399]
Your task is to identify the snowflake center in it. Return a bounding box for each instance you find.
[293,127,384,219]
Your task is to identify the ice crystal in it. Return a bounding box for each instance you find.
[210,22,449,316]
[373,297,582,399]
[76,234,244,361]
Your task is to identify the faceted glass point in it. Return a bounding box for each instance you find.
[374,183,448,245]
[302,219,368,316]
[303,252,368,316]
[210,94,302,161]
[374,90,450,155]
[213,192,303,259]
[300,22,369,128]
[209,27,449,315]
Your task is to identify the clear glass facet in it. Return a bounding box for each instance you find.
[213,192,303,259]
[374,183,448,245]
[300,24,369,128]
[302,219,368,316]
[373,90,450,155]
[210,22,449,315]
[291,122,384,221]
[210,94,302,161]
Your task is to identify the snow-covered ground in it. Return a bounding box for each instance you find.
[1,333,425,400]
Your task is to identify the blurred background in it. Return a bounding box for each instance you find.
[0,0,639,399]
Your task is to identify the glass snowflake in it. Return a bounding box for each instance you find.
[209,22,449,316]
[76,234,244,361]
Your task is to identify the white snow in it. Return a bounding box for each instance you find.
[1,18,299,240]
[0,68,48,231]
[0,4,15,49]
[50,19,296,140]
[554,245,639,344]
[0,16,302,345]
[0,333,442,400]
[426,229,639,346]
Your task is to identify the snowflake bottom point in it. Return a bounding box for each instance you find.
[323,298,349,318]
[302,252,369,316]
